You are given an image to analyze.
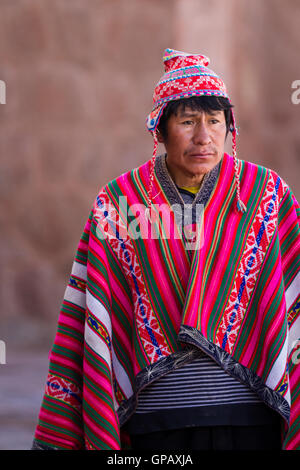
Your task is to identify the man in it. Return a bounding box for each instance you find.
[32,48,300,450]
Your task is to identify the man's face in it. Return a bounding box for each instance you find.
[158,105,227,186]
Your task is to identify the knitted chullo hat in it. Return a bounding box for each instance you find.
[145,48,247,221]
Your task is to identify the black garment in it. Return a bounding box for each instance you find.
[130,424,282,451]
[124,402,282,435]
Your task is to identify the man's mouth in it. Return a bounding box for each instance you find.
[189,152,214,158]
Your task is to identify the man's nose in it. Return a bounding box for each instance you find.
[193,123,211,145]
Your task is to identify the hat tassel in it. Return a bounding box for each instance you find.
[232,131,247,214]
[145,130,158,223]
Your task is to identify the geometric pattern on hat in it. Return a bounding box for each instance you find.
[147,48,229,132]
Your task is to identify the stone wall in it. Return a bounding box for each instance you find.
[0,0,299,348]
[0,0,175,346]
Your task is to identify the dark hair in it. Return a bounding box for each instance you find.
[157,95,234,140]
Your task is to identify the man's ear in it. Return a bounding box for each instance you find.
[156,130,165,144]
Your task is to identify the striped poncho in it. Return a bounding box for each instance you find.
[33,152,300,450]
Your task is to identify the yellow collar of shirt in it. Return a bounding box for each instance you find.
[178,185,200,195]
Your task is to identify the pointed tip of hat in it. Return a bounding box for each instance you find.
[163,48,210,67]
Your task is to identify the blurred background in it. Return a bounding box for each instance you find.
[0,0,299,450]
